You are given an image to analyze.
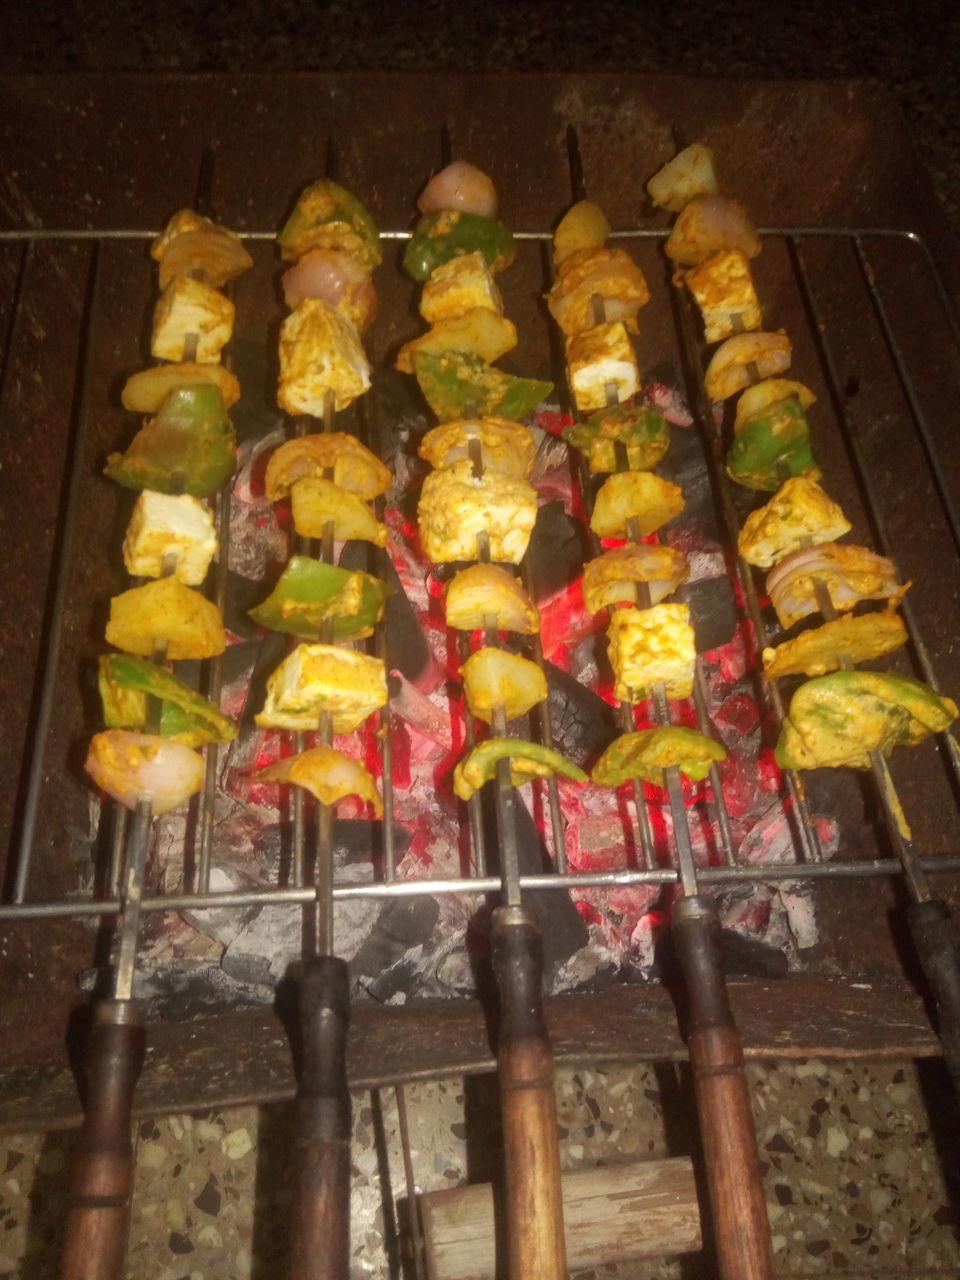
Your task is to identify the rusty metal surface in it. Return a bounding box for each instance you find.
[1,73,959,1126]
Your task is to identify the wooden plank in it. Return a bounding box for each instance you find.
[419,1157,701,1279]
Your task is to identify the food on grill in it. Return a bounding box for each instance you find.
[418,416,536,479]
[726,394,819,491]
[547,247,651,337]
[704,330,792,401]
[151,275,235,362]
[277,179,382,270]
[417,460,538,564]
[646,143,719,213]
[256,644,388,734]
[776,670,957,771]
[121,361,242,413]
[445,563,540,634]
[607,603,696,701]
[589,470,685,539]
[419,251,503,324]
[85,729,205,815]
[413,350,552,422]
[582,543,690,614]
[122,490,218,585]
[289,477,388,546]
[106,577,226,659]
[98,653,237,746]
[734,378,816,431]
[592,726,727,787]
[257,746,383,817]
[417,160,499,219]
[402,209,516,281]
[665,195,762,268]
[766,543,908,629]
[562,403,670,474]
[552,199,611,266]
[462,648,548,723]
[762,610,908,678]
[278,298,371,415]
[682,249,763,343]
[265,432,391,502]
[249,556,389,641]
[281,249,379,331]
[737,477,851,569]
[565,320,640,411]
[452,738,588,800]
[105,383,236,497]
[395,308,518,374]
[151,210,254,290]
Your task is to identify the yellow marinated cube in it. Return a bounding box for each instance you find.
[151,276,235,363]
[565,321,639,412]
[278,298,370,416]
[419,251,503,324]
[122,491,218,585]
[255,644,387,734]
[607,604,696,701]
[106,577,225,660]
[417,460,537,564]
[683,249,762,344]
[737,477,851,569]
[590,471,685,540]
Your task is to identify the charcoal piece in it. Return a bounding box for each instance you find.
[351,895,440,979]
[133,960,274,1019]
[658,417,723,541]
[681,575,738,654]
[543,659,619,767]
[238,630,290,726]
[525,500,588,601]
[339,540,431,684]
[251,820,410,877]
[222,570,275,642]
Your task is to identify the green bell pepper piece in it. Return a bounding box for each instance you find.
[403,211,516,281]
[776,670,958,771]
[591,727,727,788]
[453,738,587,801]
[105,384,236,497]
[99,653,238,746]
[249,555,390,641]
[726,397,818,491]
[277,179,382,270]
[413,350,552,422]
[563,404,670,474]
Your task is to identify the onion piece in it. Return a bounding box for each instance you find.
[417,161,498,218]
[85,730,204,815]
[646,144,719,213]
[281,249,378,331]
[419,416,535,479]
[257,747,383,817]
[461,648,548,724]
[665,195,761,267]
[766,543,908,629]
[445,564,540,634]
[704,330,792,402]
[582,544,689,614]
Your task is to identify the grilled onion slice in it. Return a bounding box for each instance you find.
[582,544,689,614]
[445,564,540,634]
[462,648,548,724]
[766,543,908,629]
[257,747,383,817]
[266,433,391,502]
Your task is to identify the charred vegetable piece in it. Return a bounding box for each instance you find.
[256,644,388,734]
[646,144,719,214]
[257,746,383,817]
[413,350,552,422]
[419,416,536,479]
[552,200,611,267]
[265,432,391,502]
[726,396,818,491]
[395,308,518,374]
[106,577,225,660]
[85,729,204,815]
[776,670,957,771]
[563,404,670,474]
[98,653,237,746]
[737,477,851,570]
[445,563,540,634]
[290,477,388,547]
[277,179,382,269]
[592,726,727,787]
[403,210,516,281]
[762,611,908,679]
[462,648,548,723]
[590,471,685,539]
[581,544,689,614]
[249,555,389,641]
[453,738,588,801]
[151,213,254,290]
[105,384,236,498]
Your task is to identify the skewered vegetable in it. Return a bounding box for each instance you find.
[85,729,205,815]
[402,210,516,281]
[607,603,696,701]
[565,320,639,411]
[547,247,650,337]
[734,378,816,431]
[682,249,762,343]
[563,403,670,474]
[737,476,851,569]
[726,394,819,491]
[776,671,957,771]
[646,144,719,213]
[419,416,536,479]
[704,330,792,401]
[281,249,379,331]
[121,361,241,413]
[151,213,254,290]
[413,350,552,422]
[590,470,685,539]
[151,275,235,362]
[395,308,518,374]
[106,577,226,660]
[665,195,761,267]
[462,648,548,723]
[257,747,383,817]
[767,543,908,629]
[762,611,908,678]
[105,383,236,498]
[445,563,540,634]
[419,251,503,324]
[278,298,371,415]
[592,726,727,787]
[417,460,538,564]
[98,653,237,746]
[582,543,689,614]
[453,738,587,800]
[122,490,218,585]
[552,200,611,266]
[249,556,389,641]
[417,161,498,219]
[277,179,382,269]
[265,432,391,502]
[289,477,388,546]
[256,644,388,734]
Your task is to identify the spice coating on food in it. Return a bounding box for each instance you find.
[419,251,503,325]
[445,563,541,634]
[565,320,640,411]
[289,476,388,547]
[589,470,685,539]
[548,246,650,336]
[738,477,851,568]
[462,648,548,723]
[265,432,391,502]
[278,297,371,415]
[606,603,696,701]
[418,416,536,479]
[682,248,763,343]
[151,275,235,363]
[106,577,226,660]
[122,490,218,585]
[417,460,538,564]
[256,644,388,734]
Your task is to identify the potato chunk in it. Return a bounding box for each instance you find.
[255,644,387,734]
[553,200,611,266]
[462,648,548,723]
[590,471,685,539]
[607,604,696,701]
[290,477,387,546]
[646,144,719,213]
[106,577,225,660]
[445,564,540,634]
[395,308,517,374]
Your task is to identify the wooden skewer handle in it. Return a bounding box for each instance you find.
[491,904,567,1280]
[907,898,960,1094]
[60,998,146,1280]
[671,896,775,1280]
[289,953,352,1280]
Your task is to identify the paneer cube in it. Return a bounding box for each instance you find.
[419,251,503,325]
[683,249,762,344]
[255,644,387,734]
[417,460,538,564]
[607,604,696,701]
[565,321,639,412]
[151,275,235,362]
[278,298,370,416]
[122,491,218,585]
[737,477,851,569]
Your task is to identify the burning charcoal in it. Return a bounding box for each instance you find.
[339,539,432,684]
[525,500,589,601]
[351,895,440,980]
[657,415,722,540]
[680,576,738,655]
[134,961,273,1020]
[543,659,619,767]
